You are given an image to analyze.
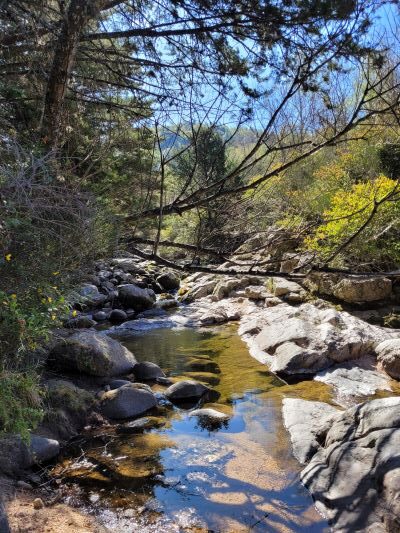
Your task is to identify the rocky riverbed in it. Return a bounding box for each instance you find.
[2,254,400,532]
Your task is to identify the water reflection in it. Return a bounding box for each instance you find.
[54,326,330,532]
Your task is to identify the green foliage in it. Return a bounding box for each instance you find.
[0,372,43,441]
[305,175,400,267]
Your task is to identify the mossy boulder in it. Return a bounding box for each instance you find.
[48,331,136,377]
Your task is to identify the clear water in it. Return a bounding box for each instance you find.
[54,325,331,532]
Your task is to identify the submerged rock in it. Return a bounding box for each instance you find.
[116,416,166,434]
[100,383,157,419]
[48,330,136,377]
[299,397,400,531]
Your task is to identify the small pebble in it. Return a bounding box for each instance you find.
[33,498,44,510]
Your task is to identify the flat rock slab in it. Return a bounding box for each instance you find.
[298,397,400,531]
[282,398,340,464]
[315,356,392,406]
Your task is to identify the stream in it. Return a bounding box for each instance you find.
[52,320,333,532]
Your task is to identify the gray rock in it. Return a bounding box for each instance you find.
[156,271,180,291]
[300,397,400,531]
[188,408,230,421]
[118,284,156,312]
[376,338,400,379]
[250,302,396,376]
[65,316,96,329]
[108,379,132,390]
[109,309,128,323]
[315,357,392,403]
[49,330,136,376]
[164,380,210,401]
[116,416,166,434]
[0,501,10,533]
[100,383,157,419]
[272,278,304,297]
[93,310,108,321]
[134,361,165,380]
[78,284,108,308]
[282,398,340,464]
[334,276,392,304]
[306,272,392,304]
[29,435,60,464]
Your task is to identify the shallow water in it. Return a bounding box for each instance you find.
[54,325,332,532]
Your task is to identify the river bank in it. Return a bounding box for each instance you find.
[2,254,400,532]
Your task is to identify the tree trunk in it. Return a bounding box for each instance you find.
[41,0,102,149]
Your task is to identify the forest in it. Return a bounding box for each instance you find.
[1,1,400,531]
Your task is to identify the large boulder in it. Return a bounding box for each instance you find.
[334,276,392,304]
[306,272,392,304]
[244,302,396,377]
[299,397,400,531]
[48,331,136,376]
[100,383,157,419]
[0,434,60,477]
[156,271,180,291]
[118,284,156,311]
[164,380,210,401]
[376,338,400,379]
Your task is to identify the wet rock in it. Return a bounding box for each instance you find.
[300,397,400,531]
[156,272,180,291]
[109,309,128,323]
[118,284,156,312]
[164,380,210,401]
[100,383,157,419]
[136,308,168,319]
[134,361,165,381]
[93,310,108,322]
[375,339,400,379]
[116,416,166,434]
[108,379,132,390]
[155,299,178,310]
[48,330,136,377]
[282,398,340,464]
[156,376,174,386]
[30,436,60,464]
